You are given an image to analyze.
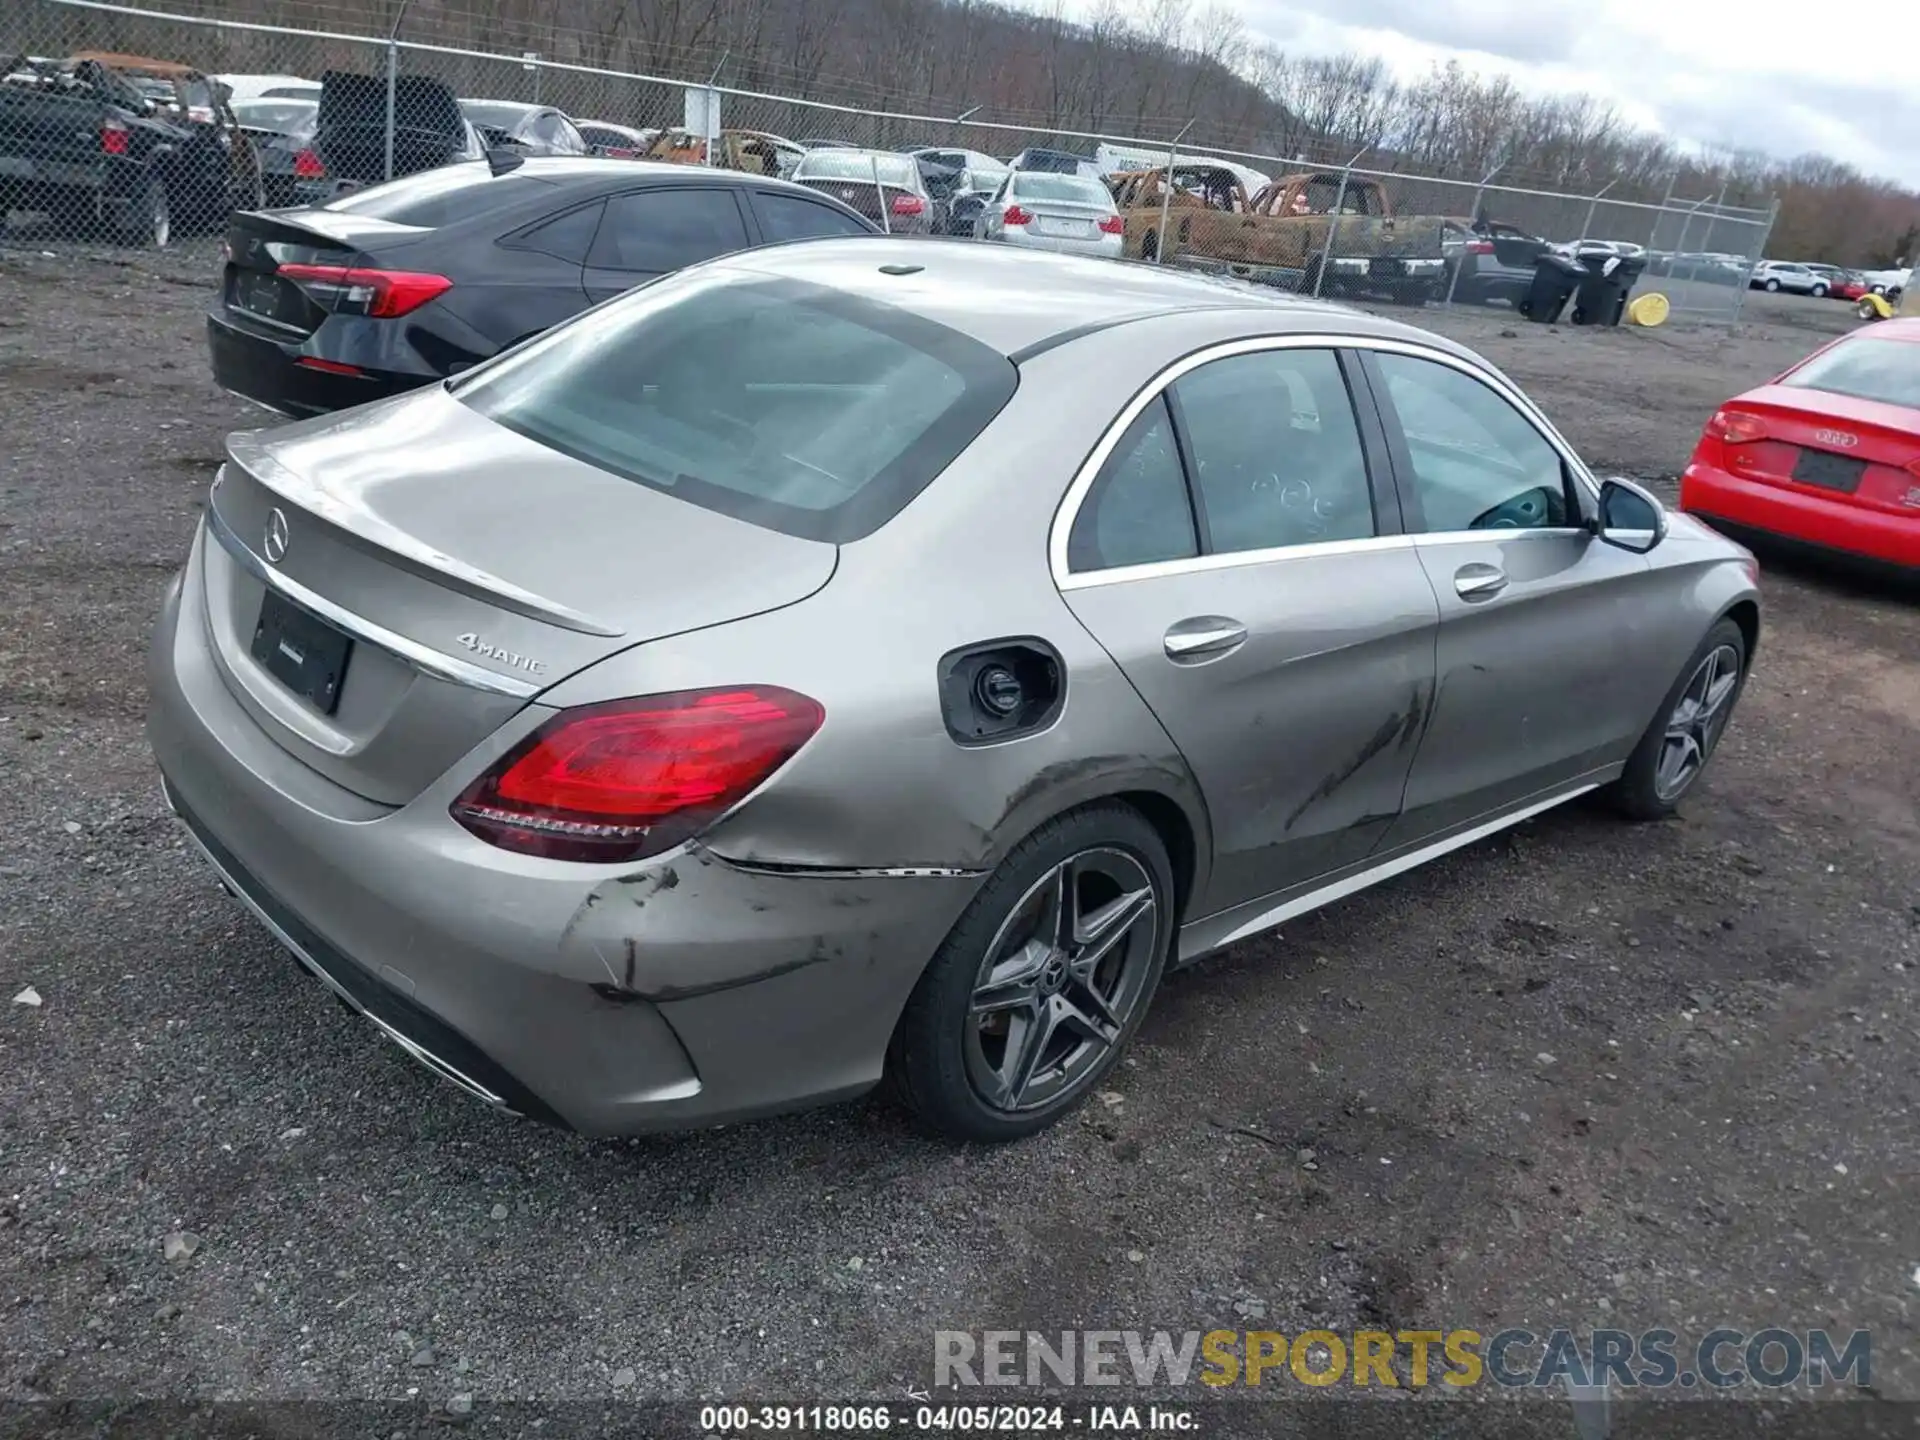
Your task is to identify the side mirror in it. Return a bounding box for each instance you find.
[1596,476,1667,554]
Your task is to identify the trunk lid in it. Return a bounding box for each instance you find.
[200,387,838,806]
[0,85,114,168]
[313,69,466,184]
[1717,385,1920,511]
[217,209,430,338]
[1020,197,1114,242]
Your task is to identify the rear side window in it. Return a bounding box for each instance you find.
[1067,397,1197,572]
[501,201,604,264]
[1783,336,1920,409]
[322,167,550,226]
[589,189,750,273]
[754,192,871,242]
[454,271,1018,542]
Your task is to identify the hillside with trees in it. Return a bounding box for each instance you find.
[27,0,1920,264]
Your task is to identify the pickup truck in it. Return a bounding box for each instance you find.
[1112,164,1449,305]
[0,51,258,247]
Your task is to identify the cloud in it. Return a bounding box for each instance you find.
[1084,0,1920,187]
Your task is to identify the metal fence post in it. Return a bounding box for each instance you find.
[1443,162,1503,309]
[383,0,414,184]
[1153,119,1194,266]
[1727,198,1778,329]
[1313,147,1369,299]
[871,153,890,234]
[1575,177,1616,250]
[1648,174,1676,250]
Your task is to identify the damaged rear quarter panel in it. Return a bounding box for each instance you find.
[530,354,1215,884]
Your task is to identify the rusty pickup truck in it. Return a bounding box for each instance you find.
[1112,164,1448,305]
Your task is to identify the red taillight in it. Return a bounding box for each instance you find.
[606,147,639,160]
[1097,214,1123,235]
[1705,410,1768,445]
[1003,204,1033,226]
[891,194,925,217]
[451,686,826,863]
[294,357,365,376]
[276,262,452,318]
[1467,240,1494,254]
[100,121,129,156]
[292,148,326,179]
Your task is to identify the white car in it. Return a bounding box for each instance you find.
[976,170,1124,259]
[1750,260,1826,295]
[1860,266,1910,297]
[215,73,321,103]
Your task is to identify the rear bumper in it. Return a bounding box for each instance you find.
[145,525,981,1134]
[1680,460,1920,572]
[206,311,426,419]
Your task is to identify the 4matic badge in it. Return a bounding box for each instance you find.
[456,633,547,675]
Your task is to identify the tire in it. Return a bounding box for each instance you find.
[1764,278,1780,291]
[1859,298,1880,321]
[884,802,1176,1142]
[114,175,169,249]
[1141,228,1158,261]
[1871,283,1887,296]
[1812,283,1828,297]
[1607,617,1748,822]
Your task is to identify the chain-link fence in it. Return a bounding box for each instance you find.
[3,0,1779,324]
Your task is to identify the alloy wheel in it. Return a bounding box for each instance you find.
[963,848,1159,1113]
[1655,643,1741,800]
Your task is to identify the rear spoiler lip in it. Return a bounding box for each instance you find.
[222,424,627,639]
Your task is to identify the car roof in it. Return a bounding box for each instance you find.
[707,236,1476,360]
[478,156,815,188]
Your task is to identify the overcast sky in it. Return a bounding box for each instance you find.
[1120,0,1920,187]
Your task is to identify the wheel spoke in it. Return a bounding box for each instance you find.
[999,1000,1060,1107]
[1068,885,1155,985]
[1056,990,1121,1048]
[1049,858,1079,950]
[970,941,1049,1016]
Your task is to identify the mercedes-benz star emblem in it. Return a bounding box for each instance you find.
[263,507,290,564]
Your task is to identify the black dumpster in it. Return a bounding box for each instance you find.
[1570,253,1647,326]
[1520,254,1585,323]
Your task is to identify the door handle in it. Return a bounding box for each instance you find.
[1453,563,1509,600]
[1164,616,1248,660]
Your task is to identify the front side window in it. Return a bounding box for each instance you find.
[1171,348,1377,554]
[1372,352,1573,533]
[454,271,1018,542]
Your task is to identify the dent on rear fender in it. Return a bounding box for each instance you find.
[554,841,976,1004]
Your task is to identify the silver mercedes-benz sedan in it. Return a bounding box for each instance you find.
[148,239,1761,1143]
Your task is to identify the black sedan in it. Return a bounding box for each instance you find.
[206,156,880,419]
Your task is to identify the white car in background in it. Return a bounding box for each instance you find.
[215,73,321,102]
[1750,260,1825,294]
[975,170,1124,258]
[1860,266,1910,297]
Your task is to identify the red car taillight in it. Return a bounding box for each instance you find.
[292,148,326,179]
[1466,240,1494,254]
[451,686,826,863]
[1705,409,1768,445]
[891,194,926,217]
[1098,214,1123,235]
[275,262,452,318]
[100,120,129,155]
[1003,204,1032,226]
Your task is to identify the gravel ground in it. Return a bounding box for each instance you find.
[2,238,1916,1426]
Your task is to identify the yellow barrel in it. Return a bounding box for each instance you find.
[1626,291,1670,326]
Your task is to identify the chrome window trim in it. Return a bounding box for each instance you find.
[1049,332,1601,591]
[205,501,543,701]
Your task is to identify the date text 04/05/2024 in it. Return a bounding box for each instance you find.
[699,1403,1195,1432]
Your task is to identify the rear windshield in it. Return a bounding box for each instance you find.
[321,165,550,226]
[1011,173,1113,206]
[233,99,316,132]
[797,152,917,187]
[1782,336,1920,409]
[453,271,1018,542]
[461,101,533,130]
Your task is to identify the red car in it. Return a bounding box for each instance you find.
[1681,319,1920,572]
[1831,271,1871,301]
